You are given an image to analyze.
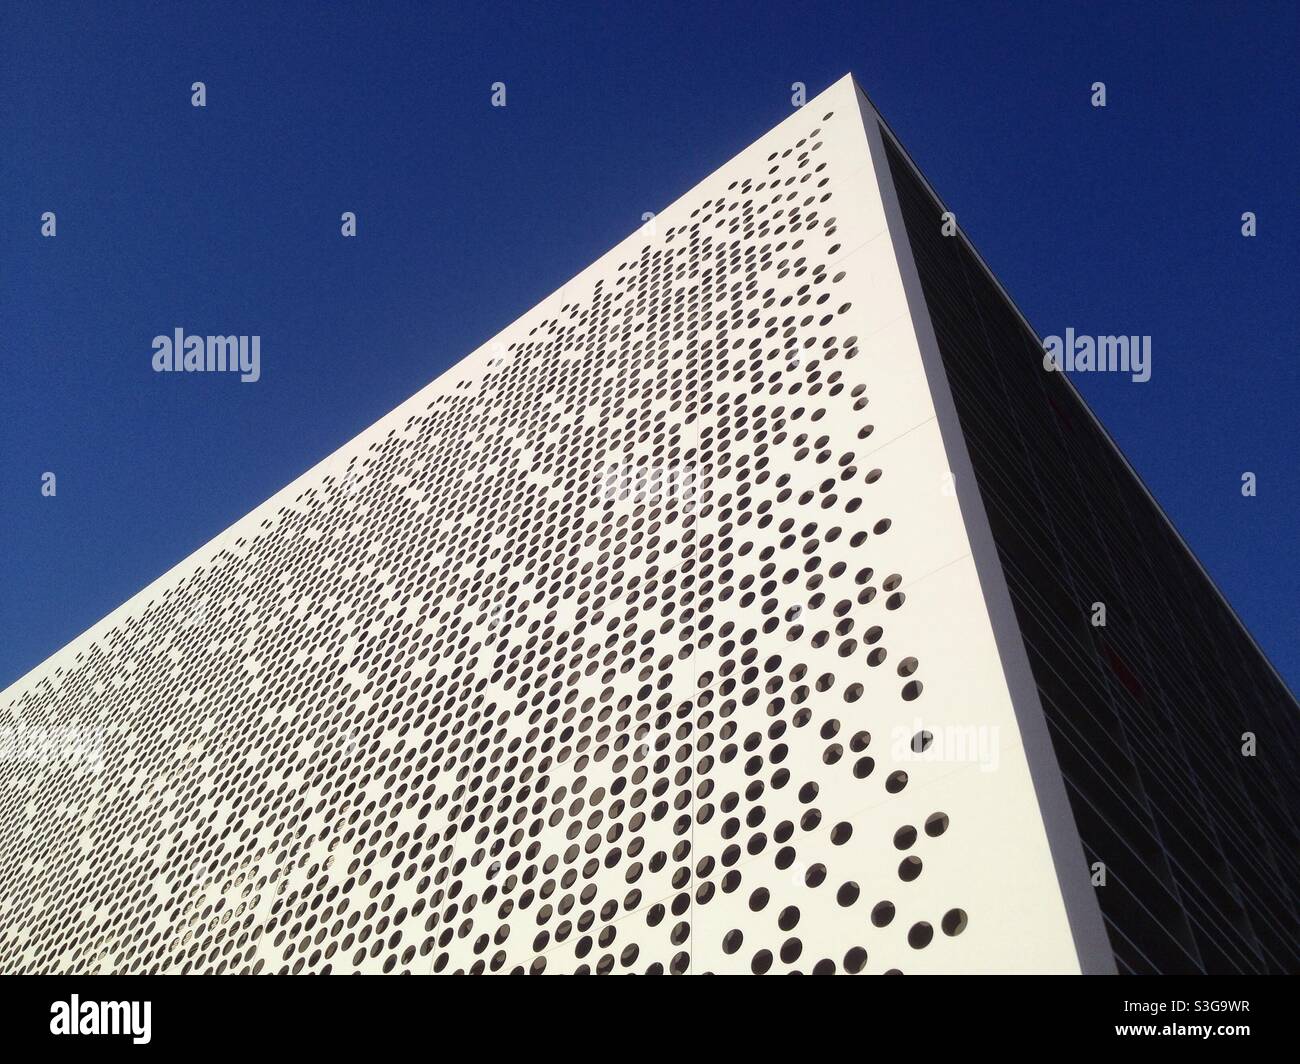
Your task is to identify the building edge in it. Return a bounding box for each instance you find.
[849,76,1117,974]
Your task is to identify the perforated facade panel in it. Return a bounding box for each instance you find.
[2,76,1166,975]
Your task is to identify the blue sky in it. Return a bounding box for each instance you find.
[2,0,1296,692]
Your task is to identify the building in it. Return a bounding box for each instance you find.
[1,75,1295,975]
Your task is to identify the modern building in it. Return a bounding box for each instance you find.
[1,75,1295,975]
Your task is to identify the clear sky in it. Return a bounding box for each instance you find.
[2,0,1296,693]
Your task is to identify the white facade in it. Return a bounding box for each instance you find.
[0,76,1110,974]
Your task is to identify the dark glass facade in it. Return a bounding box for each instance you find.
[882,128,1300,974]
